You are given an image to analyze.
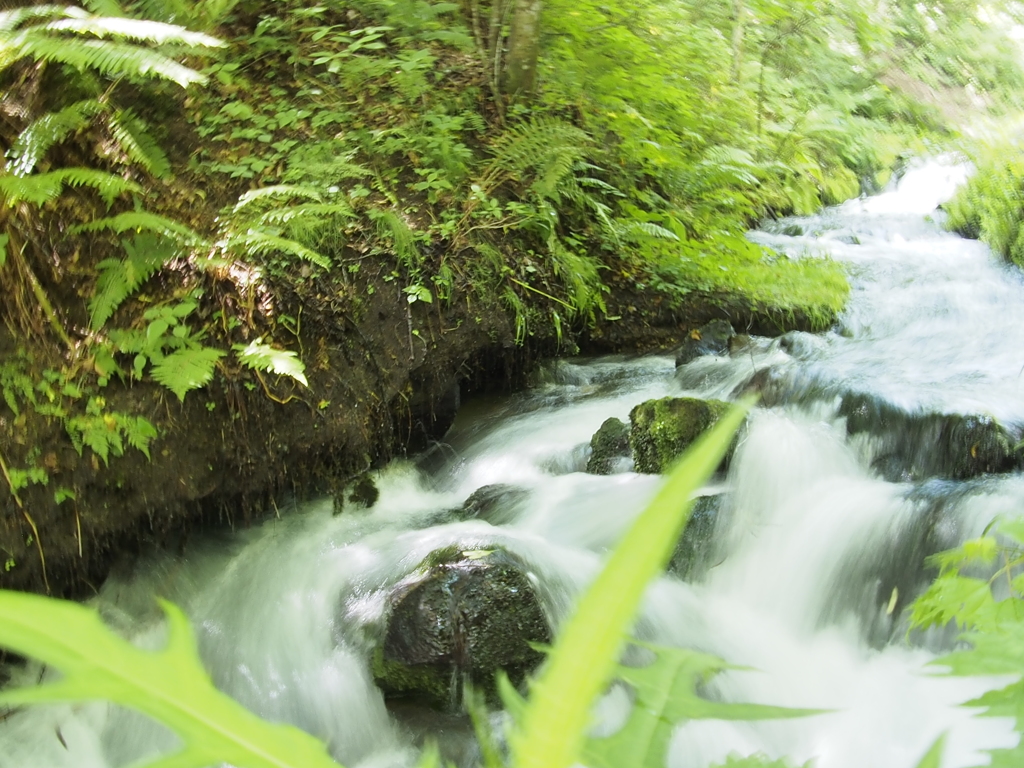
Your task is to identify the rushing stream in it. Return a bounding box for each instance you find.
[5,158,1024,767]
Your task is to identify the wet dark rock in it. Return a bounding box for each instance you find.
[839,393,1022,481]
[586,417,632,475]
[730,366,790,408]
[780,223,804,237]
[630,397,733,474]
[456,484,530,526]
[371,547,550,709]
[778,331,824,360]
[668,493,723,581]
[728,334,754,356]
[675,320,735,367]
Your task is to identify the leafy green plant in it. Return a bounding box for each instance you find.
[0,590,345,768]
[66,397,158,465]
[907,517,1024,767]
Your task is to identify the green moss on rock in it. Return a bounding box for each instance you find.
[629,396,733,474]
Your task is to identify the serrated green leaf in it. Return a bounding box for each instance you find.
[0,590,345,768]
[510,400,754,768]
[90,234,176,329]
[584,644,821,768]
[150,346,225,401]
[233,340,308,387]
[73,212,207,246]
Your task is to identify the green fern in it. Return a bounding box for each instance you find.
[150,346,225,401]
[224,230,331,269]
[232,185,324,211]
[5,99,106,177]
[218,185,353,269]
[371,208,421,269]
[82,0,127,17]
[0,7,222,86]
[107,107,172,178]
[482,117,590,198]
[73,211,207,245]
[0,168,141,207]
[90,234,177,329]
[233,339,308,387]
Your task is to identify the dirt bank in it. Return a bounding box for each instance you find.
[0,274,825,598]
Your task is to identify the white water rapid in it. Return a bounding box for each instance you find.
[4,158,1024,768]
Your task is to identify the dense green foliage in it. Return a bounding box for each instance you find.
[4,0,1024,517]
[908,518,1024,767]
[945,143,1024,265]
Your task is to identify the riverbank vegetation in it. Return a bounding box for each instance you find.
[2,0,1024,595]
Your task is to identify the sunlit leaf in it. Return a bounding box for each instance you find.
[510,400,753,768]
[233,340,308,387]
[0,590,345,768]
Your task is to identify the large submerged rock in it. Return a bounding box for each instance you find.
[629,397,733,474]
[371,546,550,709]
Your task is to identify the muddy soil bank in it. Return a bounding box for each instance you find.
[0,280,825,597]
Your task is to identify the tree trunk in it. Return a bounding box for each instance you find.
[730,0,746,81]
[503,0,543,97]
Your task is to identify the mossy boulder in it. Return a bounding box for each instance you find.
[586,417,631,475]
[629,397,733,474]
[371,547,550,709]
[675,320,735,367]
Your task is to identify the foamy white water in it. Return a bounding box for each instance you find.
[1,157,1021,768]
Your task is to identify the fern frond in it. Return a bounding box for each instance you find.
[107,108,171,178]
[3,32,206,87]
[0,168,141,206]
[255,202,354,227]
[149,346,224,401]
[232,185,323,214]
[233,340,308,387]
[44,14,222,49]
[6,99,105,177]
[81,0,127,18]
[122,415,157,459]
[371,209,419,268]
[226,230,331,269]
[89,234,177,329]
[617,221,681,242]
[548,236,605,318]
[484,117,590,198]
[73,212,207,245]
[0,6,69,34]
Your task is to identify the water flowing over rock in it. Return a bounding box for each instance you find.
[371,547,550,709]
[675,320,736,367]
[630,396,733,474]
[456,484,530,526]
[586,417,632,475]
[668,493,723,581]
[839,393,1023,481]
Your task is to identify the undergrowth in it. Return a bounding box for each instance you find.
[945,144,1024,267]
